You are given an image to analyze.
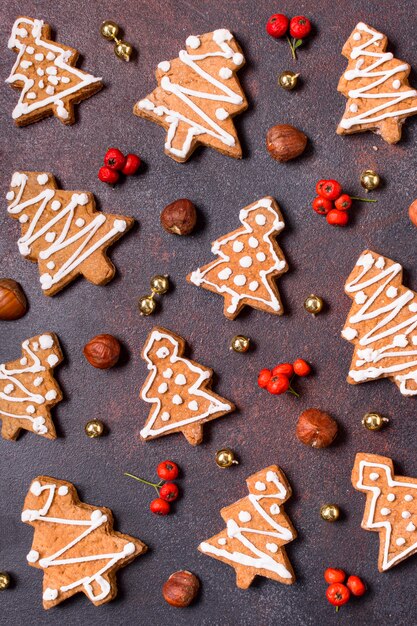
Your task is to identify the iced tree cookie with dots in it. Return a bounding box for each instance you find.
[6,172,134,296]
[134,29,248,162]
[337,22,417,144]
[352,453,417,572]
[342,250,417,396]
[6,17,102,126]
[140,327,234,445]
[22,476,147,608]
[199,465,296,588]
[0,333,63,441]
[187,197,287,320]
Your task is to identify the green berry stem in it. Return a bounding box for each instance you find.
[124,472,162,494]
[350,196,377,203]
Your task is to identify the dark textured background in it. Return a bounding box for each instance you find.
[1,1,417,624]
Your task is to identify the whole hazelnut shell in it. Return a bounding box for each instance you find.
[266,124,307,162]
[162,570,199,607]
[83,334,121,369]
[0,279,27,320]
[408,199,417,227]
[161,199,197,235]
[296,408,338,448]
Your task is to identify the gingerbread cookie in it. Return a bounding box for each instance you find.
[187,197,287,319]
[140,327,234,445]
[22,476,146,608]
[0,333,63,441]
[342,250,417,396]
[6,17,102,126]
[337,22,417,144]
[199,465,296,588]
[7,171,134,296]
[352,453,417,572]
[134,29,248,162]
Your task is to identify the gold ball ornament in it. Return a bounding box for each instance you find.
[215,448,239,468]
[85,419,105,438]
[114,41,133,62]
[320,503,340,522]
[278,70,299,91]
[304,294,324,316]
[360,169,380,191]
[362,412,389,431]
[0,573,11,590]
[150,274,170,295]
[230,335,250,353]
[100,20,120,40]
[138,295,156,316]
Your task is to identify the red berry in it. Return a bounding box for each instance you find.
[312,196,333,216]
[316,180,328,196]
[326,582,350,608]
[266,14,289,38]
[289,16,312,39]
[318,179,342,201]
[157,460,179,481]
[324,568,346,584]
[104,148,126,171]
[122,153,141,176]
[266,374,290,395]
[258,368,272,389]
[150,498,170,515]
[159,482,179,502]
[335,194,352,211]
[293,359,311,377]
[272,363,294,377]
[98,166,120,185]
[326,209,349,227]
[346,575,366,597]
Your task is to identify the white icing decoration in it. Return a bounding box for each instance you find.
[355,290,367,304]
[186,35,200,50]
[27,549,39,562]
[20,357,28,365]
[407,522,416,532]
[248,237,258,248]
[175,374,186,385]
[219,67,232,79]
[249,281,259,291]
[233,275,246,286]
[353,32,361,41]
[6,191,15,201]
[387,493,396,502]
[405,495,414,502]
[238,511,251,523]
[47,261,55,270]
[163,368,173,379]
[34,53,44,61]
[158,383,168,394]
[161,412,170,421]
[370,472,380,481]
[158,61,170,72]
[26,405,35,414]
[45,390,57,401]
[270,504,280,514]
[380,507,391,515]
[402,511,411,519]
[266,543,278,553]
[188,400,198,411]
[215,107,229,120]
[256,252,266,262]
[255,214,266,226]
[45,86,55,95]
[342,327,358,340]
[4,384,14,394]
[43,588,58,601]
[239,256,252,268]
[232,240,244,252]
[387,286,398,298]
[172,394,183,405]
[218,538,226,545]
[47,355,59,367]
[255,481,266,491]
[156,347,169,359]
[218,268,232,280]
[232,52,244,66]
[396,537,406,546]
[58,485,68,496]
[33,377,43,387]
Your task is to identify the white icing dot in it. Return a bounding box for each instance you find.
[255,481,266,491]
[218,537,227,545]
[37,174,48,185]
[51,200,61,211]
[386,286,398,298]
[375,257,385,269]
[46,51,56,61]
[256,252,266,262]
[239,256,252,268]
[342,327,358,340]
[37,68,44,76]
[123,542,136,556]
[58,486,68,496]
[393,334,408,348]
[47,261,55,270]
[38,79,44,88]
[270,504,280,515]
[47,355,59,367]
[232,240,244,252]
[45,85,55,95]
[26,550,39,563]
[39,334,54,350]
[248,237,258,248]
[32,342,39,351]
[406,522,416,532]
[409,303,417,313]
[61,76,70,84]
[350,103,359,113]
[91,510,103,522]
[33,377,43,387]
[172,394,183,405]
[26,46,34,54]
[219,67,232,79]
[46,66,57,75]
[161,412,170,421]
[175,374,186,385]
[249,281,259,291]
[30,481,42,496]
[163,368,173,379]
[404,495,414,502]
[381,507,391,516]
[233,52,244,66]
[238,511,251,522]
[48,76,59,86]
[34,53,44,61]
[255,214,266,226]
[156,347,169,359]
[20,60,32,69]
[45,232,56,243]
[370,472,380,481]
[355,290,367,304]
[393,79,401,89]
[19,214,29,223]
[20,357,28,366]
[45,390,57,401]
[387,493,396,502]
[26,405,35,414]
[402,511,411,519]
[266,542,278,553]
[233,275,246,286]
[43,588,58,601]
[158,383,168,394]
[353,32,361,41]
[76,193,89,206]
[6,191,15,201]
[215,107,229,120]
[26,92,36,100]
[396,537,406,546]
[188,400,198,411]
[3,384,14,394]
[158,61,171,72]
[186,35,200,49]
[218,267,232,280]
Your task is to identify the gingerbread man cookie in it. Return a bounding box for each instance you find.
[0,333,63,441]
[187,197,287,319]
[140,327,234,445]
[22,476,147,608]
[134,29,248,162]
[7,171,134,296]
[6,17,102,126]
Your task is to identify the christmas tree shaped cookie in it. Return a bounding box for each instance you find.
[199,465,296,588]
[6,17,102,126]
[352,453,417,571]
[337,22,417,143]
[342,250,417,396]
[134,29,248,162]
[22,476,147,608]
[0,333,63,441]
[140,327,234,445]
[7,171,134,296]
[187,197,287,319]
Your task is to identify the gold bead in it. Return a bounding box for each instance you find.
[150,274,169,295]
[138,295,156,316]
[362,412,389,431]
[0,573,11,590]
[215,448,239,468]
[278,70,299,91]
[85,419,105,438]
[320,503,340,522]
[360,169,380,191]
[114,40,133,61]
[230,335,250,353]
[304,294,324,316]
[100,20,120,40]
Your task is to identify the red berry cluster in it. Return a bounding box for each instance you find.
[98,148,141,185]
[312,179,376,226]
[125,460,180,516]
[325,568,366,612]
[258,359,311,397]
[266,14,312,60]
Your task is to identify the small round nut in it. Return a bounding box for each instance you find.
[83,334,121,369]
[266,124,307,162]
[162,570,199,607]
[296,408,338,448]
[161,199,197,235]
[0,279,27,320]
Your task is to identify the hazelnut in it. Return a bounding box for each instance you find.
[83,334,121,369]
[161,199,197,235]
[0,279,27,320]
[409,199,417,227]
[266,124,307,162]
[296,408,338,448]
[162,570,199,607]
